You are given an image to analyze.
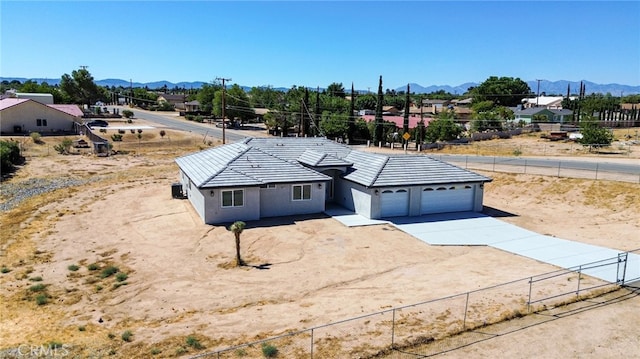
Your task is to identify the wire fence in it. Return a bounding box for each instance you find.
[191,248,639,359]
[429,154,640,183]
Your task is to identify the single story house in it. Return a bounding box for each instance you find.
[157,94,186,110]
[175,137,491,224]
[185,100,200,112]
[514,107,573,124]
[0,98,83,134]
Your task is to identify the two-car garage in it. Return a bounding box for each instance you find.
[421,185,475,214]
[379,185,477,218]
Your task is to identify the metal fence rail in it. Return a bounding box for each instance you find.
[191,249,638,359]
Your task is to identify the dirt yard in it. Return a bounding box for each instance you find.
[1,126,639,358]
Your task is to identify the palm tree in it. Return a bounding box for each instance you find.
[229,221,246,266]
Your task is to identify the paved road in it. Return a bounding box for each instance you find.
[108,106,252,143]
[430,154,640,175]
[109,106,640,176]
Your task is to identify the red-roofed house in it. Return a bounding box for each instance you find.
[0,98,82,134]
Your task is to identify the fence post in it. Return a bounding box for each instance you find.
[524,159,527,174]
[463,292,470,330]
[557,161,561,177]
[492,157,496,172]
[527,277,533,313]
[391,309,396,349]
[310,328,314,359]
[595,163,599,181]
[576,265,582,296]
[465,155,468,169]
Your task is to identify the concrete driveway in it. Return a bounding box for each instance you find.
[325,208,640,284]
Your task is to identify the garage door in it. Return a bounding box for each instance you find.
[380,189,409,217]
[421,185,474,214]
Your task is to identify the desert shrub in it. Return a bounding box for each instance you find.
[35,294,48,305]
[67,264,80,271]
[159,130,166,138]
[195,116,204,123]
[47,341,63,349]
[122,110,134,118]
[87,263,99,271]
[130,129,135,134]
[95,285,103,292]
[150,348,161,355]
[29,283,47,292]
[185,115,195,121]
[111,134,123,141]
[118,129,126,134]
[53,138,73,154]
[261,343,278,358]
[1,140,22,173]
[78,326,86,331]
[137,129,143,134]
[100,266,119,278]
[29,276,43,281]
[1,267,11,274]
[107,333,116,340]
[30,132,42,144]
[115,272,128,282]
[99,128,107,133]
[121,330,133,342]
[113,282,128,289]
[186,335,204,350]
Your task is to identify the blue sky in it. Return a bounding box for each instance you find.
[1,1,639,90]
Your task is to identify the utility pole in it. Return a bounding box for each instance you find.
[536,79,542,107]
[216,77,232,144]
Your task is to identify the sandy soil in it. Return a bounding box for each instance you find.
[1,126,639,358]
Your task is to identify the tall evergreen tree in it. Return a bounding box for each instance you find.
[374,76,384,144]
[348,82,356,143]
[403,83,410,146]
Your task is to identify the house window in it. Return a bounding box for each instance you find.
[36,119,47,126]
[222,189,244,207]
[292,184,311,201]
[260,184,276,189]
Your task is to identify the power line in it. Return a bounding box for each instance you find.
[215,77,232,144]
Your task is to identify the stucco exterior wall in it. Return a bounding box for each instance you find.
[259,182,326,218]
[1,101,78,133]
[203,187,261,224]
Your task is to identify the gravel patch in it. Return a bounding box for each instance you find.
[0,177,100,211]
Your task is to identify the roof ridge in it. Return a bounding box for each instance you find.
[368,155,390,187]
[201,143,250,185]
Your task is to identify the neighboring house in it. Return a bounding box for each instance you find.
[522,96,574,109]
[184,100,200,112]
[0,98,83,134]
[513,107,573,124]
[382,106,400,115]
[2,91,54,104]
[175,137,491,224]
[157,94,186,110]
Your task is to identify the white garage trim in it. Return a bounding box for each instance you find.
[421,185,474,214]
[380,188,409,217]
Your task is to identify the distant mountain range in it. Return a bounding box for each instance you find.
[2,77,639,96]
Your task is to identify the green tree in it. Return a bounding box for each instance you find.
[348,83,356,142]
[196,82,221,114]
[579,119,613,149]
[355,93,377,110]
[402,84,411,145]
[471,76,532,107]
[59,68,105,106]
[248,86,282,108]
[373,76,384,144]
[319,112,349,140]
[326,82,346,98]
[229,221,246,267]
[213,84,254,125]
[424,119,462,142]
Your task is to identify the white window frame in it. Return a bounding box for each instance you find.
[221,189,244,208]
[292,184,311,201]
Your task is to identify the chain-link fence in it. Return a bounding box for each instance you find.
[191,249,639,358]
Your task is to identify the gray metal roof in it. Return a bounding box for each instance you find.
[176,137,491,189]
[371,156,491,187]
[176,142,331,188]
[298,150,353,167]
